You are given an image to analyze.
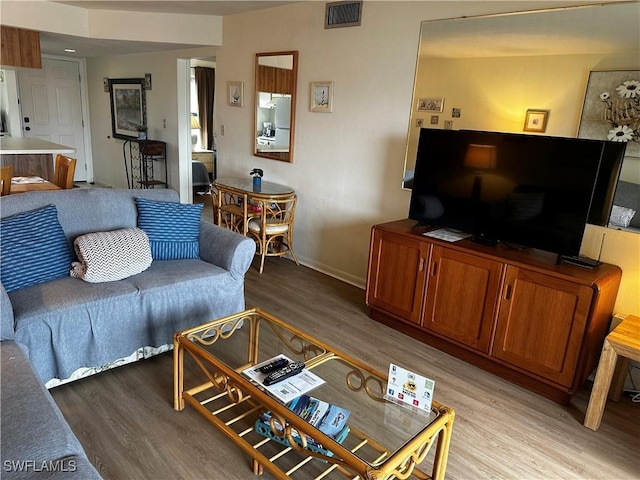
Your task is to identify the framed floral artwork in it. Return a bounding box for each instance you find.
[577,69,640,157]
[416,97,444,112]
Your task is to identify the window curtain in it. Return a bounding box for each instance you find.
[195,67,215,151]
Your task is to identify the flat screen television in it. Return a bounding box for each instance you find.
[408,129,626,258]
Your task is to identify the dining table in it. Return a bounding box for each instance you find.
[10,176,61,194]
[213,177,295,235]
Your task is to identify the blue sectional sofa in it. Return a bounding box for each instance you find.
[0,188,255,477]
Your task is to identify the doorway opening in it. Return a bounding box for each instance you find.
[190,58,216,203]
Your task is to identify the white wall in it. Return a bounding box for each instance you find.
[85,47,217,190]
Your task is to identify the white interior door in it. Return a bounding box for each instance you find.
[17,58,87,181]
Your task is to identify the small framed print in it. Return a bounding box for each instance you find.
[417,97,444,112]
[227,81,243,107]
[430,115,439,125]
[310,81,334,112]
[523,109,549,132]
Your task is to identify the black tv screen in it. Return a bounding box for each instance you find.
[408,129,626,257]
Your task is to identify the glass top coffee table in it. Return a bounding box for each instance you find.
[174,308,455,479]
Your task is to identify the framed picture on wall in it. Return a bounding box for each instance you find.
[108,78,146,140]
[416,97,444,112]
[310,81,334,112]
[577,69,640,158]
[227,81,243,107]
[523,109,549,133]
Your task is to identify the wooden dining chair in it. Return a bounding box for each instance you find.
[247,194,299,273]
[1,165,13,195]
[53,154,77,189]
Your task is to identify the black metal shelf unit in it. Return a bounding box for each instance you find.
[124,139,167,189]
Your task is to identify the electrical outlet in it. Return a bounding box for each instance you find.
[162,119,166,128]
[221,125,225,136]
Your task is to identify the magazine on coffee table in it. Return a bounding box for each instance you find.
[242,354,325,403]
[255,394,350,456]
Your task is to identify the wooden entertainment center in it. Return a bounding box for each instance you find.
[366,220,622,404]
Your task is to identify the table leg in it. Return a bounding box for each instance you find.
[431,416,454,480]
[252,459,263,475]
[173,335,185,411]
[609,357,630,402]
[584,339,618,431]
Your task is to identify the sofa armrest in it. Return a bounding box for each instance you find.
[198,222,256,277]
[1,283,15,341]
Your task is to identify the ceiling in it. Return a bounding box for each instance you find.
[40,1,300,57]
[54,1,297,16]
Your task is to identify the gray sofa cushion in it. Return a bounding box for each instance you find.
[9,258,247,384]
[0,341,102,479]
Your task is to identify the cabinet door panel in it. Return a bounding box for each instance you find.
[423,246,502,352]
[367,230,429,324]
[493,267,593,386]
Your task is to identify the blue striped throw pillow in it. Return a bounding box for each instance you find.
[135,197,203,260]
[1,204,73,292]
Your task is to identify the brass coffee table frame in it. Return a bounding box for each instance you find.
[174,308,455,480]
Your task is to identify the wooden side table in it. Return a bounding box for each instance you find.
[584,315,640,430]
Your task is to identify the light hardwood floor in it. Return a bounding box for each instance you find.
[50,203,639,479]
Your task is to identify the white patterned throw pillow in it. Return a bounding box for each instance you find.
[71,228,152,283]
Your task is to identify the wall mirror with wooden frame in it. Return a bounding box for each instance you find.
[402,2,640,232]
[254,51,298,163]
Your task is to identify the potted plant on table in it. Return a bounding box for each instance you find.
[137,125,147,140]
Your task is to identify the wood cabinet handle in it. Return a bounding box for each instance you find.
[431,262,438,276]
[419,257,425,272]
[504,284,512,301]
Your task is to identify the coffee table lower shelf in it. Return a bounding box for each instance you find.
[179,377,452,480]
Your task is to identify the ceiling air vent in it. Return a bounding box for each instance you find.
[325,1,362,29]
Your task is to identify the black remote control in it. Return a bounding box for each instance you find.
[259,358,289,374]
[263,361,305,386]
